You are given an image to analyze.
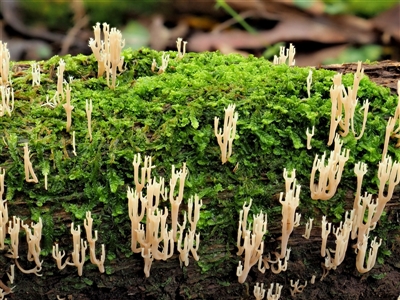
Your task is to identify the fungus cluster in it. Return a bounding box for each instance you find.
[52,212,106,276]
[327,62,369,145]
[128,154,202,277]
[273,43,296,66]
[0,42,14,118]
[88,22,125,89]
[214,104,239,164]
[1,166,106,283]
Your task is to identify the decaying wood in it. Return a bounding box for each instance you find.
[0,61,399,300]
[322,60,400,93]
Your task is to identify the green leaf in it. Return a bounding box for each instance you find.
[189,112,199,129]
[108,170,124,193]
[82,278,93,286]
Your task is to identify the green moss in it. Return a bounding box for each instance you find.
[2,48,399,272]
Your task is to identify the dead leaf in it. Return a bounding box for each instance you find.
[373,4,400,42]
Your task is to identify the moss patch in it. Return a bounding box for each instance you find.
[1,49,399,284]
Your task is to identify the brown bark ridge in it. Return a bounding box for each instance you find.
[321,60,400,93]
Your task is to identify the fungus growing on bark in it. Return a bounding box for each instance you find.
[310,135,349,200]
[0,86,14,117]
[371,155,400,224]
[356,235,382,274]
[0,168,7,250]
[302,218,313,239]
[236,199,267,283]
[63,84,74,132]
[276,168,300,259]
[169,163,188,240]
[52,243,70,270]
[352,192,376,246]
[267,283,283,300]
[21,218,43,268]
[0,41,10,85]
[307,69,312,98]
[6,216,20,259]
[84,211,105,273]
[72,131,77,156]
[320,216,331,257]
[106,27,125,89]
[306,126,315,150]
[270,248,291,274]
[7,264,14,284]
[42,165,49,190]
[23,143,38,183]
[88,22,125,89]
[55,59,65,102]
[128,154,201,277]
[214,104,238,164]
[176,37,187,60]
[310,275,316,284]
[152,52,170,74]
[31,63,40,87]
[290,279,307,296]
[273,43,295,66]
[85,99,93,142]
[70,223,86,276]
[177,194,202,267]
[53,214,105,276]
[328,62,369,145]
[253,282,265,300]
[323,211,353,272]
[16,219,43,276]
[88,22,107,78]
[0,280,14,297]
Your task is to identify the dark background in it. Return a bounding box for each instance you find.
[1,0,399,65]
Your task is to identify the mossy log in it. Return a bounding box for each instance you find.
[0,50,399,299]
